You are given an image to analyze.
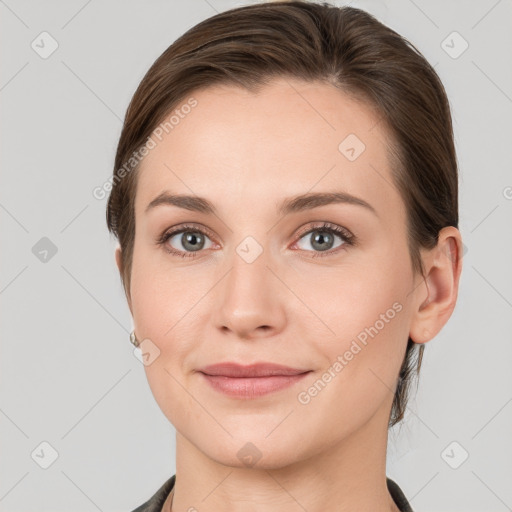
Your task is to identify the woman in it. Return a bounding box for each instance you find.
[106,1,463,511]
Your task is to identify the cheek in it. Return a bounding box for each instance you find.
[289,267,409,438]
[130,252,205,425]
[129,244,213,372]
[291,253,407,332]
[130,242,191,332]
[294,256,410,384]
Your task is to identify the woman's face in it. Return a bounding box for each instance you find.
[126,77,426,467]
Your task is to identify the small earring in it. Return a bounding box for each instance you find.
[130,330,140,347]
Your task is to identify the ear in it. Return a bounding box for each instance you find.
[409,226,464,344]
[115,246,133,316]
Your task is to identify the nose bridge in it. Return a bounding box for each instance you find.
[226,234,273,307]
[212,231,286,336]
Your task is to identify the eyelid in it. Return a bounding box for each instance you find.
[157,222,217,244]
[293,221,353,242]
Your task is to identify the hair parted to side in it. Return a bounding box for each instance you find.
[106,0,459,428]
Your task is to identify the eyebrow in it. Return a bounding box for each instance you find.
[145,191,377,217]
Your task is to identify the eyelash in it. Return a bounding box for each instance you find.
[156,222,356,259]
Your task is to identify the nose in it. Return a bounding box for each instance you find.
[211,244,287,340]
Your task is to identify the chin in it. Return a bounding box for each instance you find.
[197,433,308,471]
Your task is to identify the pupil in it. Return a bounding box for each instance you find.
[183,232,203,251]
[312,231,332,251]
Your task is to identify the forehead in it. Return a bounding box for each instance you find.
[135,77,401,220]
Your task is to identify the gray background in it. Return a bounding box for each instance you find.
[1,0,511,511]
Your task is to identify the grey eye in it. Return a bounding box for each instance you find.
[296,229,345,252]
[167,231,213,252]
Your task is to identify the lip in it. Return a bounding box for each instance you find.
[198,362,310,377]
[197,362,312,399]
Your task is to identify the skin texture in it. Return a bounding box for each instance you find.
[116,77,463,511]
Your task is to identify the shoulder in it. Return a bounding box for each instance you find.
[130,474,411,511]
[387,477,414,512]
[130,475,176,512]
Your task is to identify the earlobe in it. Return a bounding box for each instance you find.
[115,246,123,273]
[115,245,134,316]
[409,227,463,344]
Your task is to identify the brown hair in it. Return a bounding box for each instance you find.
[106,0,458,428]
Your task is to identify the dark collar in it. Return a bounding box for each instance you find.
[130,474,414,512]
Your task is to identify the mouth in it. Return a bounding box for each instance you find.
[197,362,312,399]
